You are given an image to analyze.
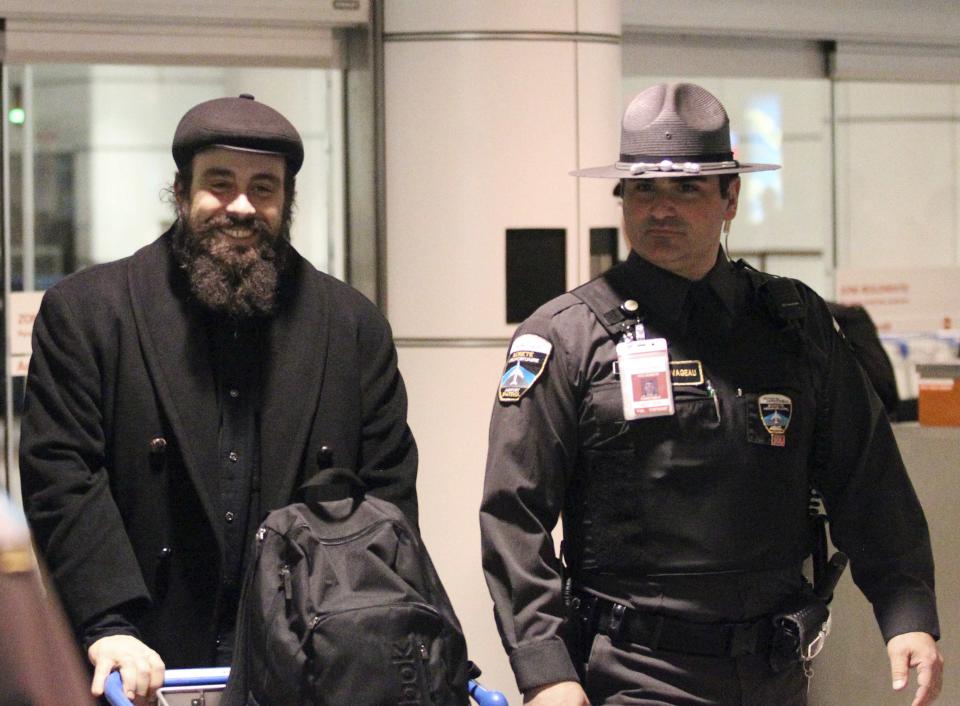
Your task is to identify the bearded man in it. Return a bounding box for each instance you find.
[20,95,419,704]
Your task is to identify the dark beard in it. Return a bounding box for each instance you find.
[171,212,291,319]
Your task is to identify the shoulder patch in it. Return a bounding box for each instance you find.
[498,334,552,403]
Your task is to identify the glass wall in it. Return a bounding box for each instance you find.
[834,80,960,271]
[6,64,344,287]
[833,79,960,399]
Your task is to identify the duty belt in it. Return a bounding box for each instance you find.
[571,591,775,658]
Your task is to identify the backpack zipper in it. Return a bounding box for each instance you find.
[314,518,397,546]
[309,601,443,628]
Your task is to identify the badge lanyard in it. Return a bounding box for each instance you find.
[615,300,674,420]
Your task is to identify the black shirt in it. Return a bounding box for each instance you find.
[211,317,262,657]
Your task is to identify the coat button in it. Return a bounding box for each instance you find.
[228,451,239,463]
[224,511,235,523]
[158,546,173,559]
[149,437,167,454]
[316,446,333,469]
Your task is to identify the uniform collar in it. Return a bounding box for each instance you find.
[700,251,741,316]
[622,248,741,322]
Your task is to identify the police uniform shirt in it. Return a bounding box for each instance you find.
[479,249,939,693]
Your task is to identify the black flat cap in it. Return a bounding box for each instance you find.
[172,94,304,174]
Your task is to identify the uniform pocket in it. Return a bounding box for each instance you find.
[673,382,721,429]
[587,381,625,425]
[581,381,634,450]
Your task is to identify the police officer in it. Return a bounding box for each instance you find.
[479,83,943,705]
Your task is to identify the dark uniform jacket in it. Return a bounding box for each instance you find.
[480,251,938,693]
[21,231,418,667]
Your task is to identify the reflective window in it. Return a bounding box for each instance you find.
[832,80,960,400]
[834,80,960,270]
[6,64,344,292]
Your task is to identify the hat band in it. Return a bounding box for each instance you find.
[616,156,738,176]
[620,152,733,163]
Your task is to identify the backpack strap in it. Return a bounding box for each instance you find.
[735,258,831,375]
[735,260,840,577]
[570,263,642,340]
[735,259,806,332]
[299,467,368,504]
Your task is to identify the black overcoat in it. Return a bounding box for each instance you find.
[20,232,418,666]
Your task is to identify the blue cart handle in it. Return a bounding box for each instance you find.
[106,669,507,705]
[105,669,229,704]
[469,678,510,706]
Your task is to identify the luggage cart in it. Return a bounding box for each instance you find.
[105,667,508,705]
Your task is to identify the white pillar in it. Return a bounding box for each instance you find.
[383,3,621,702]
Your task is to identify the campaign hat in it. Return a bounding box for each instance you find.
[572,82,779,179]
[172,94,304,174]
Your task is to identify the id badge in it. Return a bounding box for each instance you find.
[616,338,674,420]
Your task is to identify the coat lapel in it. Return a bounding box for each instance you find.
[127,233,223,547]
[259,253,331,512]
[127,235,331,533]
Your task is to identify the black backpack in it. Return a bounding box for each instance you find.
[222,468,471,705]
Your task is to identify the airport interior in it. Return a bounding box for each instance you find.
[0,2,958,704]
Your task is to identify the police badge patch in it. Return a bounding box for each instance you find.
[759,393,792,447]
[498,334,552,403]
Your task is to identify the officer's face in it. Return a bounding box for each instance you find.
[183,147,286,247]
[621,175,739,280]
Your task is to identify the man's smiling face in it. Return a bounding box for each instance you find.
[183,146,286,250]
[172,146,292,318]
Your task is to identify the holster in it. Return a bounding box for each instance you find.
[562,576,597,679]
[769,590,831,672]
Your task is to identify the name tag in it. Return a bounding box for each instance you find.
[616,338,674,420]
[670,360,704,386]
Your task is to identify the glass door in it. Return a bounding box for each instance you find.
[1,62,12,498]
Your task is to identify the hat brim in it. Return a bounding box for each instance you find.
[204,144,289,160]
[569,162,780,178]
